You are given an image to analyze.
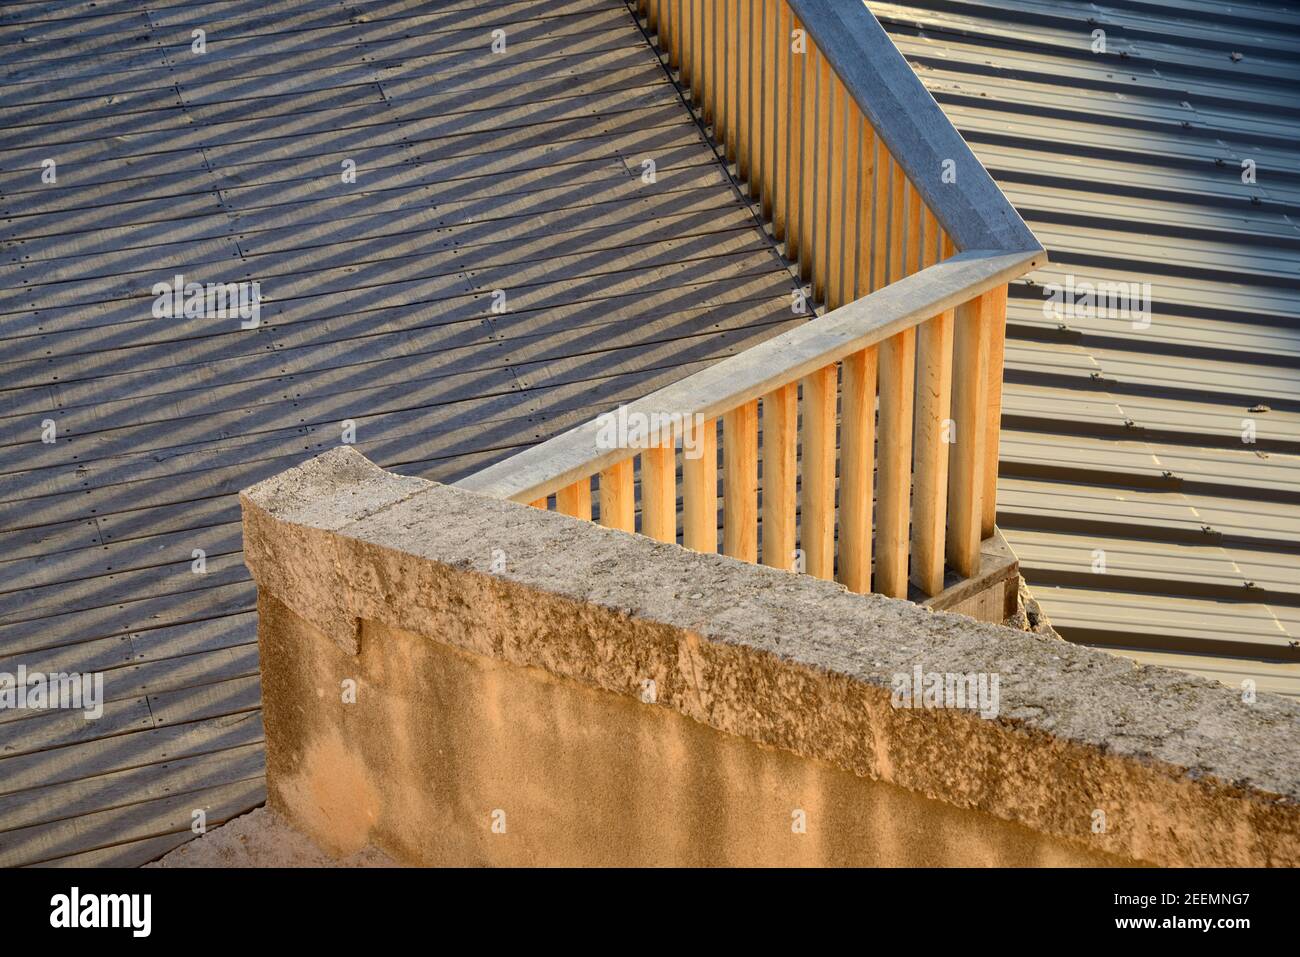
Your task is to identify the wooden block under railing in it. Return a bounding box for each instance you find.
[761,383,797,569]
[801,364,837,579]
[641,444,677,543]
[599,458,635,532]
[722,400,758,562]
[947,291,993,577]
[682,417,718,552]
[556,479,591,521]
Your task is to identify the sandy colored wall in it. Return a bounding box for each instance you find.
[260,595,1121,867]
[243,448,1300,867]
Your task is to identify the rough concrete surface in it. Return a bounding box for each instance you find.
[241,447,1300,866]
[148,807,396,868]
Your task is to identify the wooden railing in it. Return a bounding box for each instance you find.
[456,0,1044,601]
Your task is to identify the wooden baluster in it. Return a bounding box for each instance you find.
[857,119,877,298]
[754,0,769,213]
[876,329,914,598]
[556,479,592,521]
[838,102,861,308]
[667,0,680,69]
[771,0,790,241]
[692,0,705,107]
[802,364,838,579]
[736,0,752,184]
[948,291,993,577]
[785,12,805,264]
[876,165,919,597]
[599,458,635,532]
[680,0,693,87]
[641,444,677,543]
[761,384,797,569]
[826,73,848,310]
[837,347,877,593]
[869,138,889,293]
[797,40,816,283]
[683,417,718,553]
[910,215,955,596]
[811,48,833,303]
[983,283,1009,539]
[724,0,739,163]
[723,401,758,562]
[705,0,719,129]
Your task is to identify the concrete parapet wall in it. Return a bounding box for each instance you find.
[242,448,1300,867]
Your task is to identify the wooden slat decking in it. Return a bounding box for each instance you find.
[0,0,804,866]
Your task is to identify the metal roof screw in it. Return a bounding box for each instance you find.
[1162,469,1175,479]
[1200,524,1213,534]
[1230,51,1244,62]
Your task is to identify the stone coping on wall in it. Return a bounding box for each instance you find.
[242,447,1300,866]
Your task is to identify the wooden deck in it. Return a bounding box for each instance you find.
[0,0,804,866]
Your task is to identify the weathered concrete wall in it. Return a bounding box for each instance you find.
[243,448,1300,867]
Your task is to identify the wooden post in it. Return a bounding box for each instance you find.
[735,0,751,181]
[812,50,833,305]
[909,216,954,597]
[826,74,848,310]
[874,160,915,598]
[599,458,635,532]
[857,120,878,297]
[761,383,797,569]
[797,41,817,283]
[837,105,861,308]
[771,0,790,241]
[837,346,877,593]
[683,417,718,553]
[556,479,592,521]
[947,292,992,577]
[801,363,838,579]
[758,0,777,216]
[785,12,805,265]
[641,444,677,543]
[724,0,739,163]
[723,400,758,562]
[869,139,889,293]
[982,283,1008,538]
[876,329,915,598]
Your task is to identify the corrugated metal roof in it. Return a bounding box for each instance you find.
[870,0,1300,695]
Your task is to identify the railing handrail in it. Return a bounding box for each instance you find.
[785,0,1040,257]
[456,246,1039,504]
